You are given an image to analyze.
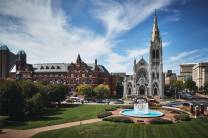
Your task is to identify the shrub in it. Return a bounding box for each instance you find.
[174,113,190,121]
[97,111,112,118]
[121,105,133,109]
[151,119,173,124]
[103,116,133,123]
[0,81,24,118]
[0,116,9,128]
[179,113,190,121]
[105,106,117,111]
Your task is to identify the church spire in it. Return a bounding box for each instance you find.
[151,9,160,42]
[76,54,82,63]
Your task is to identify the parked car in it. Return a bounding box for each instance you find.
[110,99,124,104]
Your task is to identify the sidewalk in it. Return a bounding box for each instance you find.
[0,118,102,138]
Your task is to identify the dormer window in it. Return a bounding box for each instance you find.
[57,66,60,69]
[40,66,44,69]
[51,66,55,69]
[46,66,49,69]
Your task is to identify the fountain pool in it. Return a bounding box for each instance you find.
[121,99,164,118]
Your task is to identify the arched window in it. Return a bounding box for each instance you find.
[152,49,155,59]
[156,50,159,59]
[157,72,159,79]
[152,72,155,79]
[127,83,132,95]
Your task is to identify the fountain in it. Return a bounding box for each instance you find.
[121,99,164,118]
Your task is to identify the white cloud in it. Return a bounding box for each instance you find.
[91,0,172,39]
[126,48,149,59]
[0,0,173,73]
[170,50,198,62]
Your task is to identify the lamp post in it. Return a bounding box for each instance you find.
[175,87,177,100]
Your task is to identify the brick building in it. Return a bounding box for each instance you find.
[4,46,113,94]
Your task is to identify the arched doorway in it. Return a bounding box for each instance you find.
[153,83,158,95]
[139,85,145,95]
[154,87,158,95]
[127,83,132,95]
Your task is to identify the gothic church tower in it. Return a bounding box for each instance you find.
[149,11,164,97]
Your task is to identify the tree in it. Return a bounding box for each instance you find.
[25,92,45,116]
[18,80,38,98]
[94,84,110,99]
[49,84,68,105]
[76,84,93,99]
[204,81,208,95]
[184,79,197,92]
[171,80,184,90]
[0,81,24,118]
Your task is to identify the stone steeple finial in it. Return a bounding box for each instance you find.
[151,9,160,42]
[76,54,82,63]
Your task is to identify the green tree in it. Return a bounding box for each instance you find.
[0,80,24,118]
[25,92,45,116]
[184,79,197,92]
[171,80,184,90]
[18,80,38,98]
[49,84,68,105]
[204,81,208,95]
[76,84,93,98]
[94,84,110,99]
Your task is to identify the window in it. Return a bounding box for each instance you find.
[152,49,155,59]
[156,50,159,59]
[51,66,55,69]
[152,72,155,79]
[57,66,60,69]
[46,66,49,69]
[157,72,159,79]
[82,74,85,77]
[40,66,44,69]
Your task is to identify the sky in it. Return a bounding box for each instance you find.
[0,0,208,74]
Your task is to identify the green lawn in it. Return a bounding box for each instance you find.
[6,104,111,130]
[32,119,208,138]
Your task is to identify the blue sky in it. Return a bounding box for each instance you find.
[0,0,208,74]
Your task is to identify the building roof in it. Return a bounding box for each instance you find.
[0,45,9,51]
[33,63,69,73]
[32,63,109,73]
[180,63,196,66]
[137,57,148,65]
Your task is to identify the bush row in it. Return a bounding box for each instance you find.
[121,105,133,109]
[0,116,9,128]
[151,119,173,124]
[97,111,112,118]
[174,113,190,121]
[103,116,133,123]
[105,106,118,111]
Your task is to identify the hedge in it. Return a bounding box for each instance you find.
[103,116,133,123]
[121,105,133,109]
[0,116,9,128]
[174,113,190,121]
[97,111,112,118]
[151,119,173,124]
[105,106,117,111]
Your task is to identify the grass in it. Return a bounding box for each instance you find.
[32,119,208,138]
[6,104,111,130]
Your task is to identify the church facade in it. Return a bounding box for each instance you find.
[123,13,164,98]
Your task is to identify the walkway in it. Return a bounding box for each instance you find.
[0,118,102,138]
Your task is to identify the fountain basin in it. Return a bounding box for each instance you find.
[121,109,164,118]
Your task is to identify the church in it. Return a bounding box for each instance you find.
[123,12,164,98]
